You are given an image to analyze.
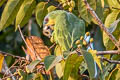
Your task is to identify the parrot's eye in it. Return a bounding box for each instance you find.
[45,18,49,22]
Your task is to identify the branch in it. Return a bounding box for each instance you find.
[2,60,15,80]
[97,50,119,55]
[75,49,120,64]
[76,49,119,55]
[101,57,120,64]
[83,0,120,50]
[0,50,26,60]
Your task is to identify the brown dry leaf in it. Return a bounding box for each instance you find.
[25,36,50,61]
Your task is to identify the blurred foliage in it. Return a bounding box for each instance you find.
[0,0,120,80]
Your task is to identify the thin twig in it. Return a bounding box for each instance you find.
[101,57,120,64]
[83,0,120,50]
[3,60,19,77]
[49,43,56,50]
[2,60,15,80]
[112,7,120,10]
[2,71,17,80]
[28,19,32,36]
[18,25,37,59]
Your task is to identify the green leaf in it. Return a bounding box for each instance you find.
[103,64,115,80]
[31,20,41,37]
[47,5,56,13]
[58,0,67,3]
[108,67,120,80]
[63,53,83,80]
[56,60,65,78]
[88,49,102,70]
[16,0,36,30]
[54,45,62,56]
[93,27,105,51]
[18,69,35,80]
[0,0,24,31]
[68,56,83,80]
[26,60,40,73]
[105,10,120,28]
[0,0,6,7]
[78,0,96,23]
[108,18,120,33]
[80,50,95,79]
[33,73,44,80]
[107,0,120,10]
[35,2,48,27]
[103,10,120,50]
[44,55,63,71]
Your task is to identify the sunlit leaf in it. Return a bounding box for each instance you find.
[26,60,40,73]
[47,5,56,13]
[63,53,83,80]
[44,55,63,71]
[54,45,62,56]
[108,65,120,80]
[68,56,83,80]
[0,0,24,31]
[103,64,115,80]
[78,0,96,23]
[16,0,36,30]
[57,0,67,3]
[35,2,48,27]
[108,18,120,33]
[105,10,120,28]
[103,10,120,50]
[33,73,44,80]
[88,49,102,70]
[101,0,104,8]
[56,60,65,78]
[18,69,35,80]
[0,53,4,72]
[107,0,120,10]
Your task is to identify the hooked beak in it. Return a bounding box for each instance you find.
[43,26,53,38]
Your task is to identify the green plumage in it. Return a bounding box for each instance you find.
[44,10,85,52]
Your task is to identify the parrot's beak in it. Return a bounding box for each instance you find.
[43,25,53,38]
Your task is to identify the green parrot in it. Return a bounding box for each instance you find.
[43,10,85,52]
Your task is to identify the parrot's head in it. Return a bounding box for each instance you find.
[43,12,56,38]
[43,10,65,38]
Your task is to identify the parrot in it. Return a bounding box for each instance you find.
[42,10,99,78]
[43,10,85,52]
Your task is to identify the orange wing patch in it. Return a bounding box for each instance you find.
[25,36,50,61]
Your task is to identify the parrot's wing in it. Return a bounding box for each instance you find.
[68,13,85,45]
[54,13,71,51]
[54,12,85,51]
